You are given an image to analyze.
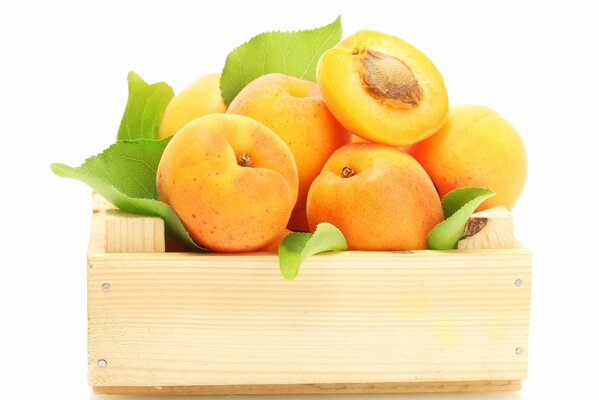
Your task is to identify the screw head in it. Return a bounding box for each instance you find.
[515,347,524,355]
[101,283,111,291]
[514,279,523,287]
[97,359,107,368]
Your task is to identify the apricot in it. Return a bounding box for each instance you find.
[158,73,226,139]
[306,143,443,250]
[227,73,351,231]
[258,229,292,253]
[408,105,527,211]
[317,30,448,146]
[352,134,369,143]
[157,114,298,252]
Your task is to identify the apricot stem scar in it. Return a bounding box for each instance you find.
[341,166,356,178]
[237,153,253,167]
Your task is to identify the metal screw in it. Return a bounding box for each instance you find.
[515,347,524,355]
[97,359,107,368]
[514,279,523,288]
[101,283,111,291]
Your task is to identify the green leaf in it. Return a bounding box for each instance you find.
[427,187,496,250]
[278,222,347,280]
[51,139,206,251]
[117,71,174,140]
[220,16,342,105]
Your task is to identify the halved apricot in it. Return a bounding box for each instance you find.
[317,31,449,146]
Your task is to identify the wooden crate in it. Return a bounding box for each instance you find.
[88,194,532,395]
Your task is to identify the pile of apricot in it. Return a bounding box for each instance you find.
[156,30,527,252]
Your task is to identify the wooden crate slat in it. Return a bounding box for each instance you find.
[105,210,165,253]
[91,193,165,254]
[93,379,522,395]
[87,194,531,393]
[458,206,515,249]
[88,250,531,387]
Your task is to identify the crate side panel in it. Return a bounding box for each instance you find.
[93,380,522,395]
[88,251,531,387]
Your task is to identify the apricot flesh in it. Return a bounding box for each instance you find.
[306,143,443,250]
[157,114,298,252]
[317,30,448,146]
[408,105,528,211]
[158,73,226,139]
[227,73,351,231]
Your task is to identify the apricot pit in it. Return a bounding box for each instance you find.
[317,31,449,146]
[360,49,422,108]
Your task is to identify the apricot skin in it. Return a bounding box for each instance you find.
[408,105,528,211]
[227,73,351,231]
[352,134,369,143]
[306,143,444,251]
[156,114,298,252]
[158,73,226,139]
[317,30,448,146]
[258,229,292,252]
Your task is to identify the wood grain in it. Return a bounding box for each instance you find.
[91,193,165,254]
[88,194,531,393]
[105,209,165,253]
[93,380,522,395]
[88,250,531,388]
[458,207,514,250]
[89,193,109,255]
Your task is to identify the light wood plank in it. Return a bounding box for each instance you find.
[88,194,108,255]
[88,250,531,388]
[91,193,165,254]
[105,209,165,253]
[93,192,115,213]
[93,380,521,395]
[458,207,514,250]
[88,194,531,393]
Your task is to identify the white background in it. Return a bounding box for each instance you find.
[1,0,598,399]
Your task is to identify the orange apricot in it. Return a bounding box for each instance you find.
[158,73,226,139]
[408,105,527,211]
[157,114,298,252]
[307,143,443,250]
[227,73,351,231]
[258,229,292,253]
[317,31,448,146]
[352,134,369,143]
